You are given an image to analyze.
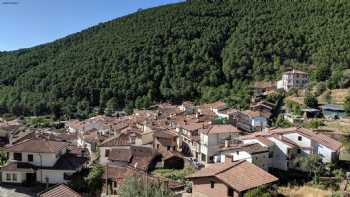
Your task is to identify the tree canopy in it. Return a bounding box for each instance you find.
[1,0,350,118]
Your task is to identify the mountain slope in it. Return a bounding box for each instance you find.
[0,0,350,118]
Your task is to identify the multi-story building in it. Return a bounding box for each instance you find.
[240,127,342,171]
[199,124,241,164]
[214,142,270,171]
[277,69,308,91]
[234,110,268,132]
[1,139,88,185]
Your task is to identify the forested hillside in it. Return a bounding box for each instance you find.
[1,0,350,119]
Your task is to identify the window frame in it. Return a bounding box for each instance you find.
[210,181,215,188]
[28,154,33,162]
[228,187,234,196]
[105,149,110,157]
[6,173,11,181]
[12,174,17,181]
[13,152,22,161]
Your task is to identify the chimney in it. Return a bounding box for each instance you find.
[225,155,233,164]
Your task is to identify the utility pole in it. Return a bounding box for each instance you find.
[105,164,108,196]
[145,173,148,197]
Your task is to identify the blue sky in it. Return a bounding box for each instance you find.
[0,0,183,51]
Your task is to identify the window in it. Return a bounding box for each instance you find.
[12,174,17,181]
[297,149,301,154]
[228,188,234,196]
[28,154,33,162]
[156,144,160,149]
[269,151,274,158]
[64,173,72,180]
[209,156,213,161]
[6,173,11,181]
[298,136,302,141]
[173,147,176,151]
[167,146,170,151]
[201,154,206,162]
[210,181,215,188]
[13,153,22,161]
[105,149,110,157]
[236,151,239,155]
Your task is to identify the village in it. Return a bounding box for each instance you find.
[0,69,349,197]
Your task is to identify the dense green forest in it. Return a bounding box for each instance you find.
[1,0,350,119]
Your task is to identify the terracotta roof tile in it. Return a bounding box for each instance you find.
[1,162,36,172]
[201,124,240,134]
[5,139,68,153]
[270,127,342,151]
[187,161,278,192]
[108,148,132,162]
[221,143,268,154]
[99,133,134,147]
[39,184,81,197]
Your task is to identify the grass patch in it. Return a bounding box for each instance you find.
[24,116,57,128]
[278,185,331,197]
[318,89,349,105]
[152,165,195,182]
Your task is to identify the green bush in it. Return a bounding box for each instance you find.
[314,82,327,97]
[302,119,325,129]
[304,93,318,108]
[119,176,175,197]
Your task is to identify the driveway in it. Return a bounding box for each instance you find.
[0,184,39,197]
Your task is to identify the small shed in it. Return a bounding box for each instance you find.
[301,108,320,118]
[320,104,346,119]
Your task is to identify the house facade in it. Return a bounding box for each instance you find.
[1,139,88,185]
[187,160,278,197]
[240,127,341,171]
[235,111,268,132]
[277,69,308,91]
[215,143,270,171]
[199,124,240,164]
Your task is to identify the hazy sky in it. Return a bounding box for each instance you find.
[0,0,183,51]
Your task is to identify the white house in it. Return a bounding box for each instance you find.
[178,101,194,114]
[1,139,88,185]
[235,110,268,132]
[277,69,308,91]
[240,127,342,171]
[198,124,241,164]
[214,142,270,171]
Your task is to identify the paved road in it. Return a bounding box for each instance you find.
[0,185,34,197]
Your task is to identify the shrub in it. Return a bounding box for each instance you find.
[344,95,350,115]
[304,93,318,108]
[302,119,325,129]
[314,82,327,97]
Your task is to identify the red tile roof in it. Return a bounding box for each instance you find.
[39,184,81,197]
[5,139,68,153]
[201,124,240,135]
[99,133,134,147]
[1,162,36,172]
[187,161,278,192]
[270,127,342,151]
[102,165,136,181]
[241,127,342,151]
[108,148,132,162]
